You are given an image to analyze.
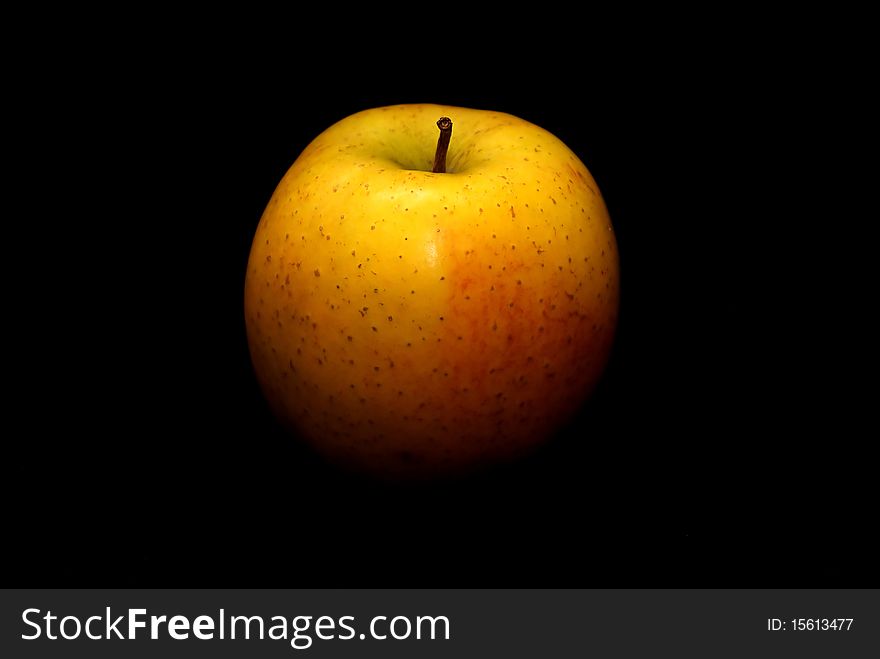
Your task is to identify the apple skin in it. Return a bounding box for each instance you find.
[245,104,619,478]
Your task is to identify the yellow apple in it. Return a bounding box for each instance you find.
[245,104,619,478]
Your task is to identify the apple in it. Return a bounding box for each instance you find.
[245,104,619,478]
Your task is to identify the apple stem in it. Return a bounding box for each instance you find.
[432,117,453,173]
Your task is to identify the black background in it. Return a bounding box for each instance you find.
[7,16,872,586]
